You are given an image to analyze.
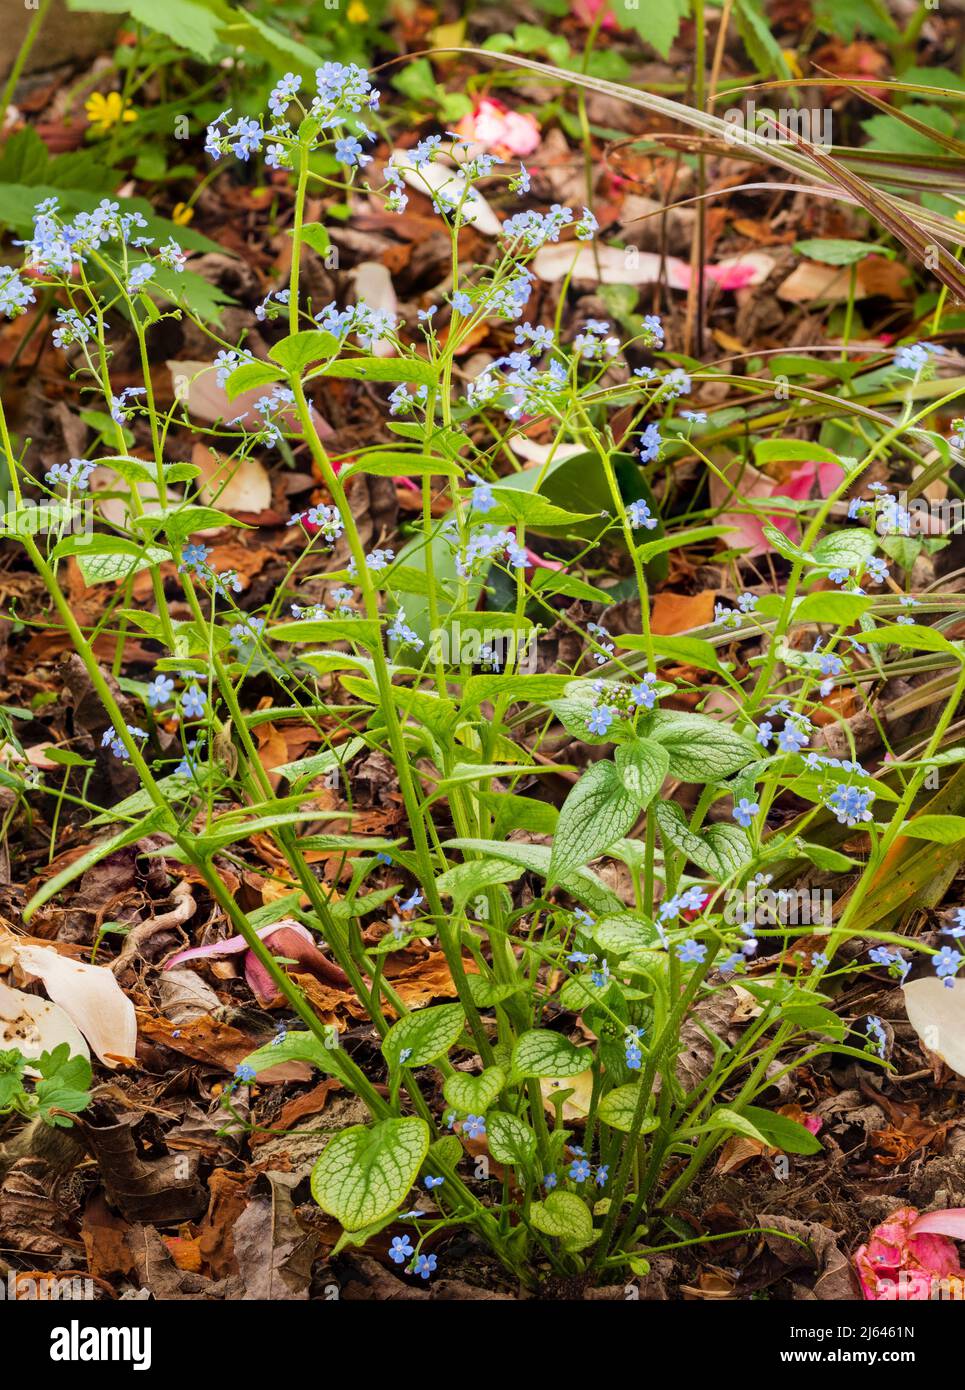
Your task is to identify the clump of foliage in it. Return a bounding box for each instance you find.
[0,48,963,1292]
[0,1045,93,1128]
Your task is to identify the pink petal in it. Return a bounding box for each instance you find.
[164,920,314,970]
[911,1208,965,1240]
[706,263,757,291]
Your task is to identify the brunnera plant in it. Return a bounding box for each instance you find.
[0,61,962,1288]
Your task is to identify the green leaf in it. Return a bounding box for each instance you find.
[32,1044,92,1128]
[645,710,757,781]
[793,591,873,624]
[311,356,436,386]
[238,1030,354,1085]
[811,527,876,571]
[900,814,965,844]
[461,673,573,710]
[466,975,527,1007]
[269,330,341,373]
[511,1030,591,1080]
[382,1004,466,1070]
[435,859,523,910]
[635,526,733,565]
[761,523,809,563]
[592,913,662,956]
[310,1117,430,1231]
[443,837,624,918]
[741,1105,823,1154]
[614,738,669,809]
[529,1191,596,1251]
[269,617,381,649]
[733,0,791,78]
[862,624,962,657]
[224,360,286,400]
[489,487,593,530]
[487,1110,537,1166]
[343,451,461,479]
[442,1066,506,1115]
[0,1049,27,1109]
[598,1085,661,1135]
[754,439,843,468]
[549,760,640,881]
[299,223,331,257]
[794,238,892,266]
[613,0,688,59]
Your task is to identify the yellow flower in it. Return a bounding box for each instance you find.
[347,0,369,21]
[85,91,137,135]
[782,49,803,80]
[172,203,195,227]
[956,209,965,225]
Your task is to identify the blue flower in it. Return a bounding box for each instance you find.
[268,72,301,118]
[424,1174,444,1189]
[719,953,745,976]
[180,543,210,578]
[894,341,942,372]
[569,1158,591,1182]
[595,1164,609,1186]
[676,939,706,964]
[733,797,759,829]
[587,705,615,736]
[627,499,657,530]
[869,946,897,967]
[234,1063,256,1083]
[638,422,662,462]
[934,945,962,986]
[412,1253,437,1279]
[811,952,829,969]
[451,291,473,315]
[777,722,809,755]
[463,1114,486,1139]
[826,784,873,827]
[181,685,206,721]
[543,1172,558,1189]
[866,1015,887,1059]
[146,674,175,709]
[389,1235,413,1265]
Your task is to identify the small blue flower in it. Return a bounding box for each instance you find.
[335,135,370,167]
[676,939,707,964]
[587,705,615,736]
[234,1063,256,1084]
[181,684,206,721]
[869,946,897,968]
[934,944,963,986]
[719,952,745,976]
[569,1158,591,1182]
[543,1172,558,1190]
[424,1174,444,1189]
[146,674,175,709]
[638,422,662,463]
[627,499,657,530]
[389,1235,413,1265]
[463,1114,486,1139]
[733,797,759,829]
[412,1253,437,1280]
